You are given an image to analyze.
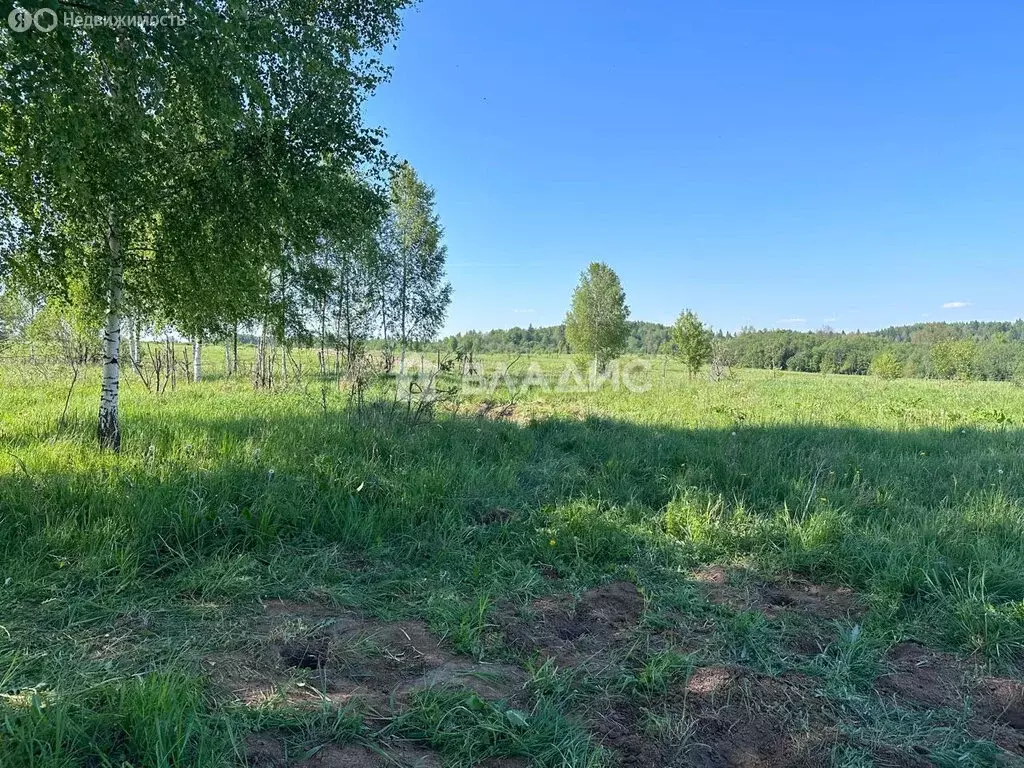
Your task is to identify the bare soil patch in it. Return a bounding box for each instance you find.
[208,600,525,716]
[877,642,1024,755]
[227,591,1024,766]
[495,581,645,665]
[242,737,444,768]
[295,743,442,768]
[243,734,287,767]
[695,567,862,621]
[590,665,837,767]
[681,666,836,768]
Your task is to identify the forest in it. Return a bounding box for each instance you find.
[438,320,1024,381]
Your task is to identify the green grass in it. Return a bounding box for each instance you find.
[1,352,1023,765]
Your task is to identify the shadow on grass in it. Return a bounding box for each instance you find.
[2,407,1023,606]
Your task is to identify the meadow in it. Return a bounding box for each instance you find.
[1,350,1023,767]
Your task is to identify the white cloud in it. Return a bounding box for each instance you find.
[942,301,972,309]
[823,316,837,323]
[513,308,535,314]
[779,317,806,324]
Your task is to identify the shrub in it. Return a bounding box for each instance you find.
[869,351,903,380]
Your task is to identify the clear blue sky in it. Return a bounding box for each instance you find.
[364,1,1024,335]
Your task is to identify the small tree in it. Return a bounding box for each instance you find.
[869,350,903,380]
[564,262,630,371]
[672,309,713,378]
[931,340,977,381]
[708,337,734,381]
[383,162,452,373]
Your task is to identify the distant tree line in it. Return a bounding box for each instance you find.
[440,321,670,356]
[438,320,1024,382]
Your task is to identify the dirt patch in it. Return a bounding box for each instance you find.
[537,564,560,581]
[876,642,1024,755]
[696,567,862,621]
[876,642,965,711]
[208,601,525,716]
[578,580,646,629]
[496,581,644,665]
[279,634,331,670]
[693,565,730,586]
[477,759,531,768]
[243,734,287,767]
[589,665,836,767]
[977,677,1024,730]
[398,658,526,701]
[204,651,313,708]
[294,743,442,768]
[682,667,836,768]
[242,735,445,768]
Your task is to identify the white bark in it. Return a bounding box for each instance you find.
[98,223,123,451]
[192,339,202,382]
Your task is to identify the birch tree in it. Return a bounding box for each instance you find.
[565,262,630,371]
[383,163,452,371]
[0,0,408,448]
[671,309,713,378]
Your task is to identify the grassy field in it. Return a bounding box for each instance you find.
[1,352,1023,766]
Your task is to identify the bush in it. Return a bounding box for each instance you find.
[869,351,903,380]
[868,354,901,380]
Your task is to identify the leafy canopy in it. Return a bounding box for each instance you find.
[564,262,630,369]
[672,309,713,377]
[0,0,409,333]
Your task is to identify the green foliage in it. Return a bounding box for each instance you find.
[564,262,630,370]
[382,162,453,358]
[395,689,605,767]
[630,649,694,696]
[671,309,713,377]
[0,0,406,330]
[0,672,229,767]
[869,350,904,380]
[932,339,978,380]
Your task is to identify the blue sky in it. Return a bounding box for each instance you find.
[365,1,1024,335]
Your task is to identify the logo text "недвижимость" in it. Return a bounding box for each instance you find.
[7,6,185,32]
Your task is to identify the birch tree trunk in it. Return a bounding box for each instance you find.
[192,339,202,382]
[319,308,327,377]
[98,222,123,451]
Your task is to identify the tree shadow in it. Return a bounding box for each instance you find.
[2,405,1022,604]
